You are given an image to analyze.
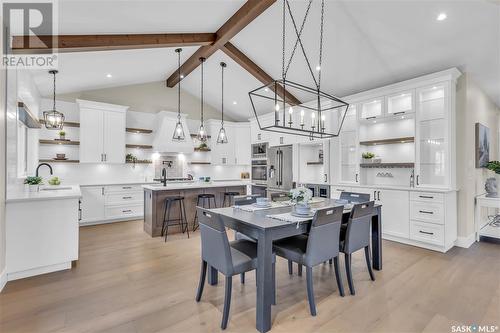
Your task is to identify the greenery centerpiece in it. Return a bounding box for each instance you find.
[58,130,66,140]
[362,152,375,163]
[24,176,43,192]
[289,187,313,213]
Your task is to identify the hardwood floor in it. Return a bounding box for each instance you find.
[0,220,498,333]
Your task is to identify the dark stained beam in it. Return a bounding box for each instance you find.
[11,33,216,53]
[221,42,301,106]
[166,0,276,87]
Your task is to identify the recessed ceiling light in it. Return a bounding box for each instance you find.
[233,101,237,105]
[437,13,447,21]
[180,74,184,79]
[106,73,112,78]
[264,88,269,92]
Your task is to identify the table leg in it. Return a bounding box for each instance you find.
[371,206,382,271]
[256,231,273,333]
[207,265,218,285]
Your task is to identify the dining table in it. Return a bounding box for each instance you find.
[206,198,383,333]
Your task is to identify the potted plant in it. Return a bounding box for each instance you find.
[485,161,500,197]
[362,152,375,163]
[24,176,43,192]
[58,130,66,140]
[289,187,313,214]
[126,153,137,163]
[197,142,210,151]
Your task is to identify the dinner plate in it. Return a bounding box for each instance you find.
[253,203,272,208]
[291,211,315,218]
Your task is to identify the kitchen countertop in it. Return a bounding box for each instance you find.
[331,183,457,193]
[79,181,158,187]
[6,185,82,203]
[143,180,251,191]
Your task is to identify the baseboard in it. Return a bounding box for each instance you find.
[455,233,476,248]
[7,262,71,281]
[79,215,143,227]
[0,267,7,292]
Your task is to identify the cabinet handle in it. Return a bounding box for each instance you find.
[419,210,434,214]
[416,175,420,186]
[122,186,132,189]
[355,173,359,183]
[257,133,261,141]
[394,111,405,115]
[105,153,107,162]
[101,187,104,195]
[122,209,132,213]
[419,230,434,235]
[336,188,345,192]
[419,195,434,199]
[366,116,377,120]
[122,196,132,199]
[324,174,327,183]
[101,153,103,162]
[373,191,377,199]
[377,191,381,201]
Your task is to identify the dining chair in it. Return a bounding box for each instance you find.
[340,201,375,295]
[339,191,371,203]
[195,207,275,329]
[233,194,261,206]
[273,206,345,316]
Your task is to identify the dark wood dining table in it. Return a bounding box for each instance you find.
[206,198,382,333]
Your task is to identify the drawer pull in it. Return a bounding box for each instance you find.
[419,195,434,199]
[336,189,345,191]
[419,210,434,214]
[122,209,132,213]
[419,230,434,235]
[122,196,132,199]
[122,186,132,189]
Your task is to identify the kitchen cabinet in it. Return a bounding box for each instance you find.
[360,98,384,120]
[339,105,360,184]
[387,90,414,116]
[209,121,251,165]
[80,186,105,222]
[233,123,251,165]
[376,189,410,239]
[78,99,128,163]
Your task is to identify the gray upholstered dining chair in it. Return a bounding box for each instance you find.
[340,201,375,295]
[195,207,275,329]
[339,191,371,204]
[273,206,345,316]
[233,194,261,206]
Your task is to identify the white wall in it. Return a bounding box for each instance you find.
[0,16,7,291]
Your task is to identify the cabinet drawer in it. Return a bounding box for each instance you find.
[410,201,444,224]
[106,185,143,193]
[105,204,143,219]
[105,192,143,205]
[410,220,444,246]
[410,192,444,203]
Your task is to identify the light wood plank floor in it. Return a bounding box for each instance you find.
[0,220,498,333]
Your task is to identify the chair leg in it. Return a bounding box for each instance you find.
[164,201,171,242]
[364,246,375,281]
[288,260,293,275]
[298,264,302,276]
[161,200,168,236]
[306,266,316,316]
[221,276,232,330]
[333,257,345,297]
[329,259,333,265]
[195,260,207,302]
[240,273,245,284]
[193,197,200,232]
[181,200,190,238]
[345,253,355,295]
[272,263,276,305]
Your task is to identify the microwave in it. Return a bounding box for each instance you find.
[251,143,268,159]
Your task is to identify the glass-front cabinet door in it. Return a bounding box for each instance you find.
[387,90,414,116]
[360,98,384,120]
[340,104,360,184]
[415,83,449,188]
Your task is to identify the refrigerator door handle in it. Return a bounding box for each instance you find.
[279,150,283,186]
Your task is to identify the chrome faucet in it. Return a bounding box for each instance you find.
[35,163,53,177]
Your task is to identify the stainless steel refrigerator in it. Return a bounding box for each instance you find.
[267,145,293,195]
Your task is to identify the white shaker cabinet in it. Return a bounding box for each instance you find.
[80,186,105,222]
[208,121,250,166]
[376,189,410,239]
[233,123,251,165]
[78,99,128,163]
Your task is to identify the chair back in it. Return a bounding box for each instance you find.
[271,192,289,202]
[197,207,233,275]
[303,206,344,266]
[340,191,370,204]
[234,194,260,206]
[344,201,374,254]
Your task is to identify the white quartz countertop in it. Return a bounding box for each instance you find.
[79,181,158,187]
[332,183,457,193]
[6,185,82,203]
[143,180,251,191]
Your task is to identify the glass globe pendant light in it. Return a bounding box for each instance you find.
[216,62,228,144]
[172,48,186,141]
[197,57,208,142]
[43,70,65,130]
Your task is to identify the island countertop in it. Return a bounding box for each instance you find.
[6,185,82,203]
[142,180,251,191]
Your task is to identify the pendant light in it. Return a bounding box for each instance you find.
[216,62,228,144]
[42,70,65,130]
[197,57,208,142]
[172,48,186,141]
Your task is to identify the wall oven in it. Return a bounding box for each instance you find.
[251,159,268,183]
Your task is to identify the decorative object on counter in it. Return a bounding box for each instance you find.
[217,62,228,144]
[24,176,43,192]
[204,177,211,183]
[289,187,313,215]
[126,153,137,163]
[376,172,394,178]
[485,161,500,197]
[475,122,490,168]
[55,153,67,160]
[194,142,210,152]
[42,69,65,130]
[48,176,61,186]
[197,57,208,142]
[172,48,186,142]
[57,130,67,141]
[362,152,375,163]
[249,0,348,139]
[240,172,250,179]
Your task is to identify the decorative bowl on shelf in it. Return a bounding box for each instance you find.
[373,158,382,164]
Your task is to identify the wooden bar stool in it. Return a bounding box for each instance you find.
[193,193,217,231]
[162,196,189,242]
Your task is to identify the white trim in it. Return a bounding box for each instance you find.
[76,99,129,112]
[7,262,71,281]
[455,233,476,248]
[0,267,7,292]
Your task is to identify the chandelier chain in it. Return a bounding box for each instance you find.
[200,58,204,124]
[282,0,286,79]
[52,71,56,110]
[318,0,325,89]
[221,64,224,126]
[284,0,313,77]
[177,50,181,120]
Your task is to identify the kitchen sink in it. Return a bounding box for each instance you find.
[40,186,73,191]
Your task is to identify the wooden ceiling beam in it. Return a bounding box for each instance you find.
[221,42,301,106]
[166,0,276,87]
[11,33,216,53]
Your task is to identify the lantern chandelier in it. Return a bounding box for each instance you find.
[249,0,349,139]
[42,70,65,130]
[172,48,186,141]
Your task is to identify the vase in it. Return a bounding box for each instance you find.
[362,158,373,164]
[295,202,311,215]
[28,184,39,192]
[485,177,498,197]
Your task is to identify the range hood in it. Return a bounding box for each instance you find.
[153,111,194,153]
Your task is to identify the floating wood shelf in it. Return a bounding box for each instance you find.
[188,162,211,165]
[360,162,414,168]
[126,127,153,134]
[360,137,414,146]
[39,120,80,128]
[126,144,153,149]
[39,139,80,146]
[194,147,211,152]
[39,159,79,163]
[306,161,323,165]
[126,160,152,164]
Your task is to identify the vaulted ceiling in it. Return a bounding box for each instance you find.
[29,0,500,121]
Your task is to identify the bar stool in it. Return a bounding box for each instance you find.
[222,191,240,207]
[162,196,189,242]
[193,193,217,231]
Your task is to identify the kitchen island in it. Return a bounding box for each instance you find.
[142,181,250,237]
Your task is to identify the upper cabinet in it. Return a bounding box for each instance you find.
[339,104,360,184]
[78,99,128,163]
[360,98,383,120]
[387,90,414,116]
[208,121,251,166]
